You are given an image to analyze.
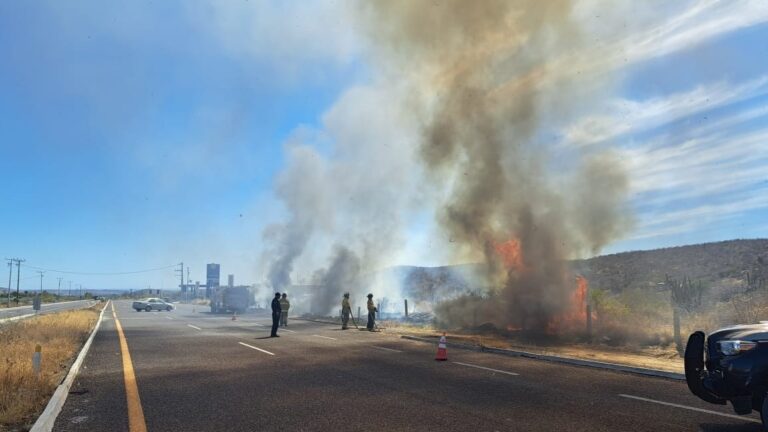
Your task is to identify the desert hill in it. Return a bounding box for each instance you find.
[396,239,768,301]
[574,239,768,293]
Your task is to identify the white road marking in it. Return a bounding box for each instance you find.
[618,394,761,424]
[312,335,337,340]
[165,316,174,320]
[187,324,202,331]
[280,328,296,333]
[372,346,402,353]
[452,361,519,376]
[238,342,275,356]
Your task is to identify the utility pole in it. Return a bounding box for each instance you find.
[6,259,12,307]
[14,258,25,303]
[36,271,44,294]
[177,262,184,290]
[57,277,62,298]
[175,262,184,301]
[68,280,72,297]
[78,284,82,299]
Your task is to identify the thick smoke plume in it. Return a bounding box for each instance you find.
[359,1,633,330]
[311,246,361,315]
[263,1,632,325]
[261,86,421,314]
[262,144,332,292]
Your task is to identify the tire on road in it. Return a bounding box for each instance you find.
[135,309,141,312]
[166,306,172,312]
[145,306,152,312]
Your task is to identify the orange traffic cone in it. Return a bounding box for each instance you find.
[435,333,448,361]
[232,311,237,321]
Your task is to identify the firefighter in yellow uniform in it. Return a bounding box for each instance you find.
[341,293,351,330]
[279,293,290,327]
[366,293,377,331]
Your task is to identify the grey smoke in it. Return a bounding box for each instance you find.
[263,1,633,327]
[262,143,333,292]
[359,1,633,330]
[311,246,362,315]
[261,87,421,312]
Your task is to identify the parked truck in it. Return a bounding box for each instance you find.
[210,286,252,314]
[685,323,768,428]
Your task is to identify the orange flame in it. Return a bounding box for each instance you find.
[546,275,594,334]
[494,238,594,334]
[494,238,525,271]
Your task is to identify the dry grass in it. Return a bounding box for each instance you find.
[0,304,103,431]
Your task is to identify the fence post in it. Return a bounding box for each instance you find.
[673,306,683,355]
[404,299,408,319]
[32,344,42,377]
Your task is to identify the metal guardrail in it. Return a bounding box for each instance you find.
[0,300,98,324]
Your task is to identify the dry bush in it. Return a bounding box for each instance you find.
[0,306,101,430]
[589,288,673,346]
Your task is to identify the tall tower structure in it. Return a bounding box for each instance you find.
[206,263,220,298]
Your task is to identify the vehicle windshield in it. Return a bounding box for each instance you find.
[1,2,766,431]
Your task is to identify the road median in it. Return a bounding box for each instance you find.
[0,301,107,431]
[400,334,685,381]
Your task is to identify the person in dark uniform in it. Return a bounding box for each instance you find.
[270,292,281,337]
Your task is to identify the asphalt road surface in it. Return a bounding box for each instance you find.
[0,299,96,322]
[53,301,763,431]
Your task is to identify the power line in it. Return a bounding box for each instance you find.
[20,263,178,276]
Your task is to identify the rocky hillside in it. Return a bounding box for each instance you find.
[574,239,768,293]
[396,239,768,301]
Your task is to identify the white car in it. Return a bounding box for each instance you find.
[132,298,174,312]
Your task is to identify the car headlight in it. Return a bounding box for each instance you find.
[717,340,757,356]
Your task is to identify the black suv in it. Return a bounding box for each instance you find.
[685,323,768,428]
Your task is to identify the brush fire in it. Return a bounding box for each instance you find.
[262,1,632,339]
[429,236,596,337]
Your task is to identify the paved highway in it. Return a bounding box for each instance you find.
[53,301,762,431]
[0,300,96,322]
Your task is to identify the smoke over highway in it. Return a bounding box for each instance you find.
[263,1,632,326]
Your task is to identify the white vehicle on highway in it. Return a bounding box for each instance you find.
[132,298,174,312]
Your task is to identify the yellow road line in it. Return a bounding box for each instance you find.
[112,302,148,432]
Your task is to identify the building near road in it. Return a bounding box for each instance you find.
[228,274,234,288]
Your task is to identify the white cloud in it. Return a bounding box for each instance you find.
[565,75,768,146]
[613,112,768,241]
[629,191,768,240]
[627,0,768,61]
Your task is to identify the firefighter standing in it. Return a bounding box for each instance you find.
[270,293,281,337]
[279,293,290,327]
[280,293,291,327]
[366,293,377,331]
[341,293,351,330]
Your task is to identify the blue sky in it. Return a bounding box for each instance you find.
[0,1,766,291]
